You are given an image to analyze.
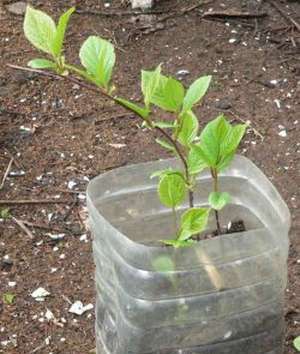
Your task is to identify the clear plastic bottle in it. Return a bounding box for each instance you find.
[87,156,290,354]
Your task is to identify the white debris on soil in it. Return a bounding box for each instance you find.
[229,38,237,44]
[47,233,65,241]
[108,143,127,149]
[45,308,55,321]
[31,287,50,302]
[224,330,232,339]
[68,180,77,189]
[68,301,94,316]
[80,234,88,242]
[8,281,16,287]
[274,99,281,109]
[278,129,287,138]
[132,0,153,9]
[176,69,190,77]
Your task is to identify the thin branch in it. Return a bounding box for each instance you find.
[266,0,300,32]
[7,63,194,207]
[202,11,268,19]
[0,158,14,190]
[76,8,167,17]
[0,199,68,205]
[12,217,35,239]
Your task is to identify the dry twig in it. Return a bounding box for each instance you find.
[0,158,14,190]
[12,217,35,239]
[0,199,68,205]
[266,0,300,32]
[202,11,268,19]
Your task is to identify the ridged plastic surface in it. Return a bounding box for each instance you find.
[87,156,290,354]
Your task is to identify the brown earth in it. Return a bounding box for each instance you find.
[0,0,299,353]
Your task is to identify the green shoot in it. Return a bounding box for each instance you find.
[21,5,247,246]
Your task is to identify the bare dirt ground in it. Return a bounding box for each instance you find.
[0,0,299,353]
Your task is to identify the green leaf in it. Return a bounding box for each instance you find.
[24,6,57,55]
[153,121,175,129]
[79,36,115,89]
[141,65,161,107]
[28,58,56,69]
[152,256,175,272]
[188,144,208,175]
[177,110,199,147]
[209,192,230,210]
[294,337,300,351]
[3,293,15,305]
[220,124,247,157]
[52,7,75,57]
[182,75,211,112]
[199,114,231,167]
[178,208,210,241]
[115,97,150,119]
[156,138,176,152]
[158,173,186,208]
[150,169,183,180]
[162,239,195,248]
[198,115,247,171]
[0,208,11,220]
[150,75,185,112]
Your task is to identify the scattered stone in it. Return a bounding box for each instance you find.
[69,301,94,316]
[68,180,77,189]
[6,2,26,15]
[132,0,153,9]
[48,233,65,241]
[31,287,50,302]
[278,129,287,138]
[215,99,232,110]
[176,69,190,78]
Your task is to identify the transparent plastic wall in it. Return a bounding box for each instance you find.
[87,156,290,354]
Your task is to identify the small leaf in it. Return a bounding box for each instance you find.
[156,138,176,152]
[158,173,186,208]
[209,192,230,210]
[177,110,199,147]
[141,65,161,107]
[220,124,247,157]
[153,121,175,129]
[182,75,211,112]
[0,208,11,220]
[188,144,208,175]
[150,75,185,112]
[178,208,210,241]
[152,256,175,272]
[199,114,231,167]
[161,239,195,248]
[150,169,182,180]
[293,337,300,351]
[79,36,115,89]
[24,6,57,55]
[28,58,56,69]
[52,7,75,57]
[115,97,150,119]
[3,293,15,305]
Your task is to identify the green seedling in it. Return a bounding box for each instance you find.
[0,208,11,220]
[3,292,15,305]
[294,337,300,352]
[22,6,247,247]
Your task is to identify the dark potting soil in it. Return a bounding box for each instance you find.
[193,219,246,241]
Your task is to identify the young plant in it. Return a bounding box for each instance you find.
[21,6,246,247]
[190,115,247,234]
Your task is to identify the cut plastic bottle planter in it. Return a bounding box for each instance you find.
[87,155,290,354]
